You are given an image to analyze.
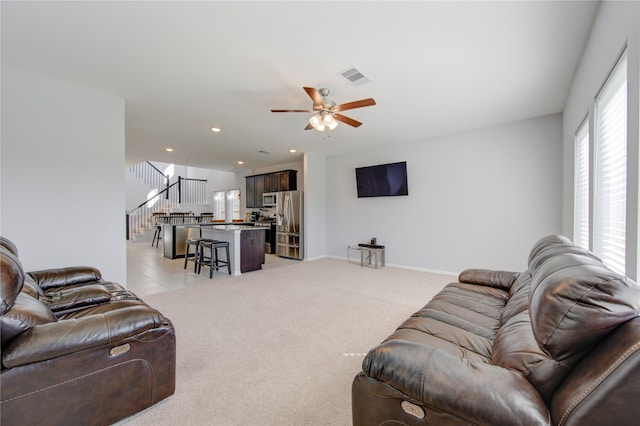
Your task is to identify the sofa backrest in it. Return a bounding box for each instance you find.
[0,236,19,257]
[528,235,639,365]
[526,235,640,412]
[1,247,57,350]
[491,270,572,403]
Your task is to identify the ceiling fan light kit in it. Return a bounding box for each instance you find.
[309,112,339,132]
[309,114,325,131]
[323,113,338,130]
[271,86,376,132]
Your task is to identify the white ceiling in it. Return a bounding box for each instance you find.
[2,1,599,172]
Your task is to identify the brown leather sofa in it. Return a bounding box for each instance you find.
[352,235,640,425]
[1,237,176,426]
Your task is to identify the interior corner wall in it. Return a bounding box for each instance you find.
[1,66,127,284]
[561,0,640,279]
[303,152,327,260]
[326,114,563,273]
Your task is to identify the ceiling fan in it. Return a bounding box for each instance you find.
[271,87,376,131]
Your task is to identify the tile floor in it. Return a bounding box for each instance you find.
[126,240,298,297]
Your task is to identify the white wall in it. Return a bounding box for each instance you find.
[562,0,640,279]
[327,114,563,273]
[303,153,327,261]
[1,66,127,284]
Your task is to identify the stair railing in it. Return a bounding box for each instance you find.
[128,161,169,192]
[127,177,208,240]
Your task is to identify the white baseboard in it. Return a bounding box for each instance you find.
[325,254,458,277]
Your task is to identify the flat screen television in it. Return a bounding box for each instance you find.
[355,161,408,198]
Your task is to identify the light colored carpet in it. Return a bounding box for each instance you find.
[118,258,454,426]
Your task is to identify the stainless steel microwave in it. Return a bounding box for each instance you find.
[262,192,278,206]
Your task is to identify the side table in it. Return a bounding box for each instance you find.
[348,243,385,269]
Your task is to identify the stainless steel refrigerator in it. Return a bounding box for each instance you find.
[276,190,303,259]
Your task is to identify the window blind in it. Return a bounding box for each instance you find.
[574,120,589,250]
[593,52,627,274]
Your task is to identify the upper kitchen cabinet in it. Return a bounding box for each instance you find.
[245,175,265,208]
[245,176,256,208]
[245,170,297,208]
[271,170,297,192]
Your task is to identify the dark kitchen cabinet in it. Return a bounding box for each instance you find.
[263,173,273,193]
[245,169,297,207]
[273,171,297,191]
[254,175,265,207]
[246,176,256,208]
[269,173,281,192]
[240,229,265,273]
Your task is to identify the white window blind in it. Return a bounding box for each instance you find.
[574,120,589,249]
[593,52,627,274]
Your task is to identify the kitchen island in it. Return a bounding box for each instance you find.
[160,223,267,276]
[201,225,267,275]
[162,223,199,259]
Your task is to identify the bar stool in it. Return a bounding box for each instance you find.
[184,237,210,273]
[197,240,231,278]
[151,225,162,248]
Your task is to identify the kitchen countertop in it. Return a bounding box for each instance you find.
[206,224,269,231]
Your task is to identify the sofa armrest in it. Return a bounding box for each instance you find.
[2,305,166,368]
[28,266,102,290]
[458,268,518,290]
[362,340,549,425]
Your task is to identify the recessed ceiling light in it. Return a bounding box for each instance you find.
[165,148,174,152]
[210,127,221,133]
[237,161,244,165]
[289,149,297,153]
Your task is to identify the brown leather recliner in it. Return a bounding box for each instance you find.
[352,235,640,425]
[1,237,176,426]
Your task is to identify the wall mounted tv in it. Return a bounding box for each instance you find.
[355,161,409,198]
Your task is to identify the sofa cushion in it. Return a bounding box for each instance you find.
[492,309,571,403]
[1,292,57,346]
[528,235,640,367]
[390,282,508,361]
[500,271,531,324]
[20,275,44,299]
[489,270,570,402]
[362,339,550,425]
[55,299,150,320]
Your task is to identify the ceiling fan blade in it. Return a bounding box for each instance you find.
[304,123,314,130]
[303,87,324,107]
[331,98,376,112]
[271,109,315,113]
[334,113,362,128]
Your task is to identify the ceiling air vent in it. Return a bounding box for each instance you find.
[338,66,371,87]
[257,150,270,155]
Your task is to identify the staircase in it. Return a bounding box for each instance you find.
[127,161,208,242]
